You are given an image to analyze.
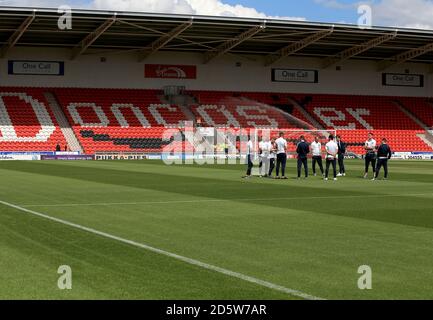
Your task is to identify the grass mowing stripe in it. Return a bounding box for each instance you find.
[20,192,433,208]
[0,199,324,301]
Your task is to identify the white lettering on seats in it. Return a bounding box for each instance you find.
[0,92,56,142]
[196,105,240,128]
[67,103,109,127]
[148,104,183,128]
[313,107,356,130]
[347,108,373,130]
[111,104,150,128]
[236,105,278,128]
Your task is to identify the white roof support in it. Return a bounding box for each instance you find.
[265,28,333,67]
[71,14,117,60]
[138,20,193,62]
[0,11,35,58]
[378,42,433,71]
[323,31,398,68]
[204,24,265,64]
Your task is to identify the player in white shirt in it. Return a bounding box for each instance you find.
[258,138,266,177]
[242,137,254,179]
[260,137,271,177]
[325,135,339,181]
[268,138,277,178]
[275,132,288,179]
[310,136,324,176]
[364,132,377,179]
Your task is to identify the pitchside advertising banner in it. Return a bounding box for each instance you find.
[0,154,41,161]
[41,155,95,161]
[8,60,65,76]
[0,152,94,161]
[145,64,197,79]
[94,153,238,161]
[392,152,433,160]
[0,152,52,161]
[382,73,424,87]
[272,69,319,83]
[95,153,153,160]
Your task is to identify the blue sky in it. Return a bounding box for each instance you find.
[1,0,433,29]
[223,0,361,24]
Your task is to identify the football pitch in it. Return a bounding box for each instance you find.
[0,159,432,300]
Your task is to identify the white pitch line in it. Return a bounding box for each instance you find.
[21,193,433,208]
[0,199,323,301]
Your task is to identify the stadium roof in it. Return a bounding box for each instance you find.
[1,6,433,70]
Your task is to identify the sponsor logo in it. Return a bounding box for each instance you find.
[0,154,41,161]
[382,73,424,87]
[145,64,197,79]
[8,60,65,76]
[392,152,433,160]
[95,153,149,160]
[41,155,94,160]
[272,69,318,83]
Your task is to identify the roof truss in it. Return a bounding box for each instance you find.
[322,31,398,68]
[0,11,35,58]
[378,42,433,71]
[264,28,334,66]
[71,14,117,60]
[203,24,265,64]
[137,20,193,62]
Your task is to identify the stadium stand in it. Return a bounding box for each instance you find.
[1,87,432,154]
[0,88,67,152]
[53,88,189,153]
[293,94,422,130]
[398,97,433,128]
[188,91,306,129]
[288,94,432,153]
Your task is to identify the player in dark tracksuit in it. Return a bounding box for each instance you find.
[336,135,346,176]
[373,138,392,180]
[296,136,310,179]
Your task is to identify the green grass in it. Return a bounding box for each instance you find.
[0,159,432,300]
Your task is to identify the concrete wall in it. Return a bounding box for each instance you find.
[0,47,432,97]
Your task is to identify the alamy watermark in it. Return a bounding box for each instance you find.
[161,125,275,166]
[57,5,72,30]
[357,4,373,29]
[57,265,72,290]
[358,265,372,290]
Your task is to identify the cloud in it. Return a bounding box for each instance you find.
[91,0,305,20]
[372,0,433,29]
[92,0,195,15]
[0,0,305,20]
[4,0,433,30]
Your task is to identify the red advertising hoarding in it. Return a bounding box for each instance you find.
[145,64,197,79]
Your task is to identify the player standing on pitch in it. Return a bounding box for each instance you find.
[258,137,265,177]
[373,138,392,181]
[336,135,346,177]
[242,135,254,179]
[364,132,377,179]
[296,135,310,179]
[260,137,271,178]
[310,136,324,177]
[275,132,288,180]
[268,138,277,178]
[325,135,339,181]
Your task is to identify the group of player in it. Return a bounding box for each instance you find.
[243,132,392,181]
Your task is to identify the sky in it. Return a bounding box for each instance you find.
[0,0,433,30]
